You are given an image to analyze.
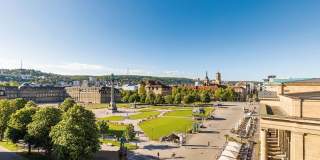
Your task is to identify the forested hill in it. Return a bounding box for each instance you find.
[0,69,194,85]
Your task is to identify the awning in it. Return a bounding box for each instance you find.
[221,150,238,159]
[218,155,236,160]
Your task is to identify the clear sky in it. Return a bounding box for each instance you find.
[1,0,320,81]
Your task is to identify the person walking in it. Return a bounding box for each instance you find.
[171,152,176,159]
[157,152,160,159]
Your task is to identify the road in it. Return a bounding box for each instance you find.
[129,102,250,160]
[0,145,24,160]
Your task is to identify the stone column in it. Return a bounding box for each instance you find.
[290,131,304,160]
[260,129,267,160]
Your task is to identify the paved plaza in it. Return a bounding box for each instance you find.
[96,102,257,160]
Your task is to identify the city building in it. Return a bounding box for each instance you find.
[0,84,66,103]
[215,72,222,85]
[202,71,222,86]
[232,86,247,101]
[122,84,138,91]
[65,86,121,104]
[259,78,320,98]
[143,80,171,96]
[259,78,320,160]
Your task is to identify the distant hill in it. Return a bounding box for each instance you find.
[0,69,194,85]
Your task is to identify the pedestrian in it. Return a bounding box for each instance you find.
[208,141,210,147]
[157,152,160,159]
[171,152,176,159]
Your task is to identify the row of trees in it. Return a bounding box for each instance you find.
[0,98,101,160]
[121,86,235,104]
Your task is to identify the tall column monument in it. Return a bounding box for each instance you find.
[110,73,117,113]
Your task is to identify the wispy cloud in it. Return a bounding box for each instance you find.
[0,58,192,77]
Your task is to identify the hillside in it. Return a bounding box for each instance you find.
[0,69,194,85]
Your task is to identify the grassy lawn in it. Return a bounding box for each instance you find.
[150,106,193,110]
[204,107,214,117]
[139,108,157,112]
[0,140,21,151]
[117,103,131,108]
[164,109,193,117]
[108,123,128,137]
[100,139,138,150]
[139,116,193,140]
[83,103,108,110]
[98,116,125,121]
[129,111,160,120]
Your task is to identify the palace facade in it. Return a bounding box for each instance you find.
[259,78,320,160]
[65,86,121,104]
[0,84,66,103]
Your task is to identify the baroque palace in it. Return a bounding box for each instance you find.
[0,83,121,104]
[259,78,320,160]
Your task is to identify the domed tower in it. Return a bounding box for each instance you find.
[215,72,221,85]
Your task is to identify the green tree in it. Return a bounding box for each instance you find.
[122,94,130,103]
[145,93,155,104]
[214,88,224,101]
[174,93,182,104]
[154,95,165,104]
[139,94,146,103]
[125,124,135,141]
[50,105,100,160]
[192,92,201,102]
[25,101,37,108]
[5,106,38,154]
[201,92,211,103]
[224,87,235,101]
[138,83,146,95]
[164,95,174,104]
[10,98,27,110]
[128,93,140,103]
[59,98,75,112]
[0,100,17,140]
[27,107,62,155]
[183,94,194,104]
[96,120,109,139]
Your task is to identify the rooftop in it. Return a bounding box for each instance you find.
[285,78,320,85]
[283,91,320,100]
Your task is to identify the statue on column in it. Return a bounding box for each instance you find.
[110,73,117,113]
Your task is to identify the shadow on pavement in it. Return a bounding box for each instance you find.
[213,117,226,120]
[94,150,122,160]
[198,130,220,134]
[143,144,179,150]
[128,151,159,160]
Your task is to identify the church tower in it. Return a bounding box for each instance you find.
[215,72,221,85]
[203,71,210,86]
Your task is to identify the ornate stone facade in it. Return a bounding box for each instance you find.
[0,85,66,103]
[65,86,121,104]
[260,88,320,159]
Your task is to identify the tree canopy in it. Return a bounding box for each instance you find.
[0,100,17,140]
[59,98,76,112]
[27,107,62,154]
[50,105,100,160]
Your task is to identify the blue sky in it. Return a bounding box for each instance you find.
[1,0,320,81]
